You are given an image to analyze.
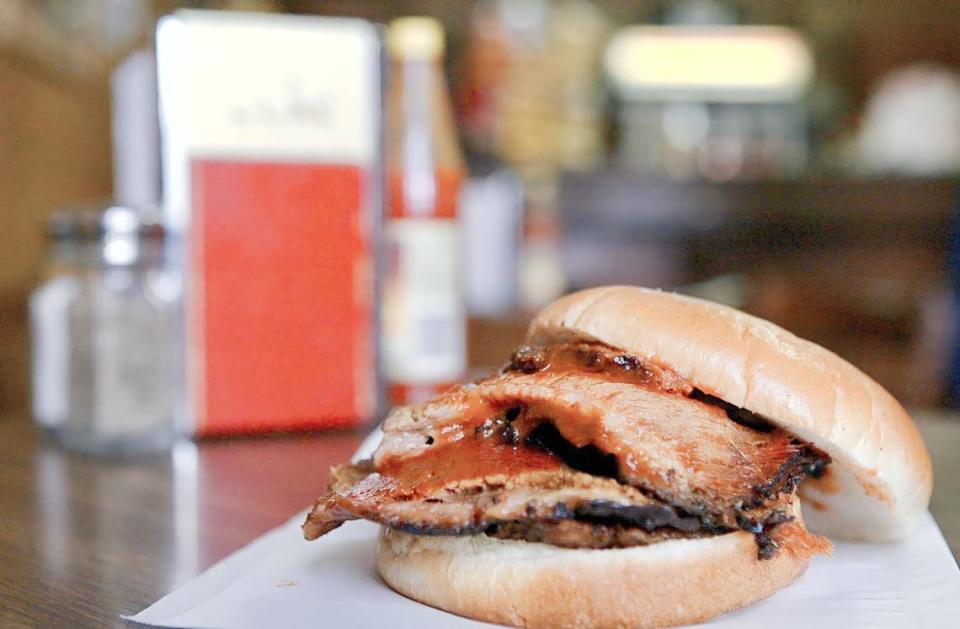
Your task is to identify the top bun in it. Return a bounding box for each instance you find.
[528,286,932,541]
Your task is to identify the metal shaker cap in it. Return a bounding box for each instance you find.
[95,205,164,267]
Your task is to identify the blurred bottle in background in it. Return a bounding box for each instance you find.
[460,0,608,172]
[111,47,161,209]
[461,170,524,318]
[383,17,467,407]
[458,0,608,310]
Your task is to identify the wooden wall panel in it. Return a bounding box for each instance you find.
[0,52,112,413]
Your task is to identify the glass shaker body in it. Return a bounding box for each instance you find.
[59,207,180,456]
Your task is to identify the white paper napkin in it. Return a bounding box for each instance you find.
[130,431,960,628]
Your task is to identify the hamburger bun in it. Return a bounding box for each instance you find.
[378,497,812,629]
[374,286,931,628]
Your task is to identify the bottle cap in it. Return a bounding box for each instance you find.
[387,17,445,59]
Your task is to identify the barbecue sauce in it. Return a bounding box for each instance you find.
[377,427,562,497]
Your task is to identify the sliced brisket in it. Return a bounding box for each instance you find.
[304,343,830,559]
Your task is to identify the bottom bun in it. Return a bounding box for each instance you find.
[377,520,812,628]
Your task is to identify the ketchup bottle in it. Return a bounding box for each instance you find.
[383,17,466,406]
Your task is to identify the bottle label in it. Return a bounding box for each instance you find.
[384,218,465,385]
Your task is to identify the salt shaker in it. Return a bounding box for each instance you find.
[59,206,180,455]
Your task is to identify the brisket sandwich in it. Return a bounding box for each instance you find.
[303,286,933,628]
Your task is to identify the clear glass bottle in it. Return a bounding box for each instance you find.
[30,211,83,433]
[59,206,180,456]
[383,17,467,406]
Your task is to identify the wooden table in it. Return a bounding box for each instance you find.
[0,413,363,628]
[1,411,958,628]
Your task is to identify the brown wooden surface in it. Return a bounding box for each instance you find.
[0,412,364,628]
[0,410,957,628]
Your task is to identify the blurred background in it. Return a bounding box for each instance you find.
[3,0,960,435]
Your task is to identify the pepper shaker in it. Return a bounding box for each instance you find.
[57,206,180,455]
